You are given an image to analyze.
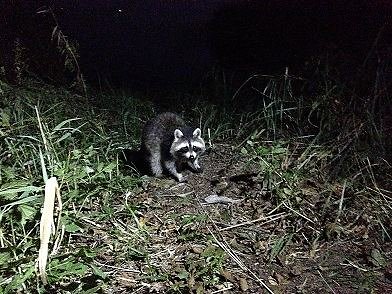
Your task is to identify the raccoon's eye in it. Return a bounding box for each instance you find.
[179,147,189,153]
[193,146,201,152]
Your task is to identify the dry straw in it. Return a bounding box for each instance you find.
[37,177,62,285]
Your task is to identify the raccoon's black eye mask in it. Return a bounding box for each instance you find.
[179,146,189,153]
[192,146,201,152]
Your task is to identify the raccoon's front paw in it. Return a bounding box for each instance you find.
[193,161,203,173]
[188,160,203,173]
[177,173,186,182]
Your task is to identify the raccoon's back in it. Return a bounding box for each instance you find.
[142,112,185,149]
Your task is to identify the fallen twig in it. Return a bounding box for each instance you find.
[219,212,287,232]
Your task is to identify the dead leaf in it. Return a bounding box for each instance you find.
[268,275,278,286]
[277,254,287,266]
[220,269,235,282]
[188,274,195,289]
[385,262,392,281]
[274,272,286,285]
[150,282,166,292]
[239,278,249,291]
[191,246,204,254]
[369,248,386,267]
[290,266,303,276]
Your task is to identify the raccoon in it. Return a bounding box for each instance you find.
[140,112,205,182]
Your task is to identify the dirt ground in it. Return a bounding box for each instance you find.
[82,143,391,293]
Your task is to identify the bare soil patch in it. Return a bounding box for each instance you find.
[76,143,391,293]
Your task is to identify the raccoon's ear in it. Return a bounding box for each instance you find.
[174,129,184,140]
[193,128,201,138]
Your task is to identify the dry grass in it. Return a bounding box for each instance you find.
[0,59,391,293]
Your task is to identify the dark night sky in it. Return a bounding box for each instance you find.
[10,0,391,90]
[57,0,235,88]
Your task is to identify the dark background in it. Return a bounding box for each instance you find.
[1,0,391,91]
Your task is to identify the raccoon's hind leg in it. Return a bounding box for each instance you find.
[149,152,163,177]
[164,160,184,182]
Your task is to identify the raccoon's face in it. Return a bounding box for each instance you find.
[170,128,205,162]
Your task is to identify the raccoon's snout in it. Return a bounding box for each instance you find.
[189,154,195,160]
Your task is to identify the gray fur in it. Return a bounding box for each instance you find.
[141,112,205,181]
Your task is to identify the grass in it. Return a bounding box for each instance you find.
[0,54,391,293]
[0,80,146,292]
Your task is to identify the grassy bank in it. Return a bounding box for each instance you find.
[0,64,391,292]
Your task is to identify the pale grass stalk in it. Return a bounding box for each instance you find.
[94,261,141,273]
[283,201,315,224]
[335,180,346,223]
[35,107,51,179]
[199,200,275,294]
[317,270,336,294]
[37,177,62,285]
[207,226,275,294]
[219,212,287,232]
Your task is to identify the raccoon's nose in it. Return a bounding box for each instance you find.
[189,155,194,160]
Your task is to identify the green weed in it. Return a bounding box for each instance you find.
[0,80,144,292]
